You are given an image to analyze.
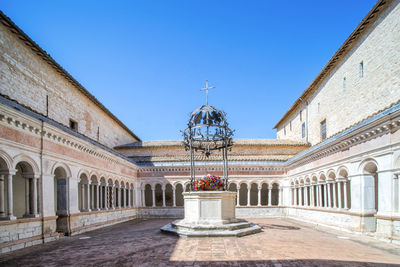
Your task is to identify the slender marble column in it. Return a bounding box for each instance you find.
[141,189,145,207]
[327,183,331,208]
[278,188,282,206]
[91,184,95,210]
[310,186,314,207]
[86,182,90,211]
[119,187,123,208]
[32,177,38,215]
[318,184,323,207]
[162,186,166,207]
[247,186,251,206]
[294,187,298,206]
[152,188,156,207]
[25,178,30,215]
[257,187,261,206]
[338,182,342,209]
[95,184,100,210]
[333,183,337,208]
[172,188,176,207]
[344,181,349,209]
[290,188,293,206]
[111,186,115,209]
[80,183,85,211]
[236,187,240,206]
[299,187,303,206]
[305,186,309,206]
[268,188,272,206]
[0,175,4,217]
[7,174,15,219]
[324,184,328,208]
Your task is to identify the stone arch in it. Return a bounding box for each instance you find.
[51,162,72,179]
[175,183,184,206]
[53,165,70,234]
[361,159,379,213]
[239,182,248,206]
[327,169,336,181]
[13,160,36,218]
[13,154,39,174]
[155,184,163,206]
[0,149,13,171]
[261,182,268,206]
[144,184,152,207]
[165,183,173,206]
[250,183,258,206]
[271,183,280,205]
[53,166,68,214]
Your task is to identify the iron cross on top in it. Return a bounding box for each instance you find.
[200,80,215,106]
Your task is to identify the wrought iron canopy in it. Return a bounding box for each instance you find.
[183,105,233,157]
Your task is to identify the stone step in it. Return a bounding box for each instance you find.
[161,221,262,237]
[172,220,253,231]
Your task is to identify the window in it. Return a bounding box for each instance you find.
[290,121,292,131]
[320,119,327,141]
[317,102,320,113]
[359,61,364,78]
[69,119,78,131]
[284,126,286,136]
[301,122,306,138]
[300,110,302,121]
[343,77,346,90]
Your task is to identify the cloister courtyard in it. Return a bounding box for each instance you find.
[1,218,399,266]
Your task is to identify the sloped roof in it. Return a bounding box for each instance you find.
[0,11,141,142]
[115,138,309,149]
[274,0,388,129]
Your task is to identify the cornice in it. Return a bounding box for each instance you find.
[287,104,400,168]
[0,104,139,171]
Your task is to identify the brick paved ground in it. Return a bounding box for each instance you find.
[1,218,400,266]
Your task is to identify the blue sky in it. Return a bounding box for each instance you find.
[0,0,377,141]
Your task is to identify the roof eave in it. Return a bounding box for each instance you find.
[0,10,141,142]
[273,0,388,129]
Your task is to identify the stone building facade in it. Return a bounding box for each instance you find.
[0,0,400,254]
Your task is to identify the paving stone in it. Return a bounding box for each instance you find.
[0,218,400,266]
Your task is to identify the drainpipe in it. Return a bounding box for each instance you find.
[40,119,45,243]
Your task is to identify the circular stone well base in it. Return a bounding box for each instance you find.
[161,219,262,237]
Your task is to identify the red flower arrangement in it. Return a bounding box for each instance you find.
[193,174,225,191]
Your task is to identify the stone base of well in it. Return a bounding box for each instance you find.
[161,191,261,237]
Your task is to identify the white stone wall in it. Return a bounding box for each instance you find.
[0,23,139,148]
[277,1,400,145]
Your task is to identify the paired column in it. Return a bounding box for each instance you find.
[111,185,115,209]
[333,183,337,208]
[310,185,315,207]
[86,182,90,211]
[6,173,16,219]
[268,188,272,206]
[162,186,166,207]
[236,187,240,206]
[257,186,261,206]
[344,181,349,209]
[318,184,323,207]
[25,178,30,215]
[247,186,251,206]
[0,174,4,217]
[338,182,342,209]
[152,187,156,207]
[81,183,85,211]
[104,185,108,209]
[172,187,176,207]
[299,187,303,206]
